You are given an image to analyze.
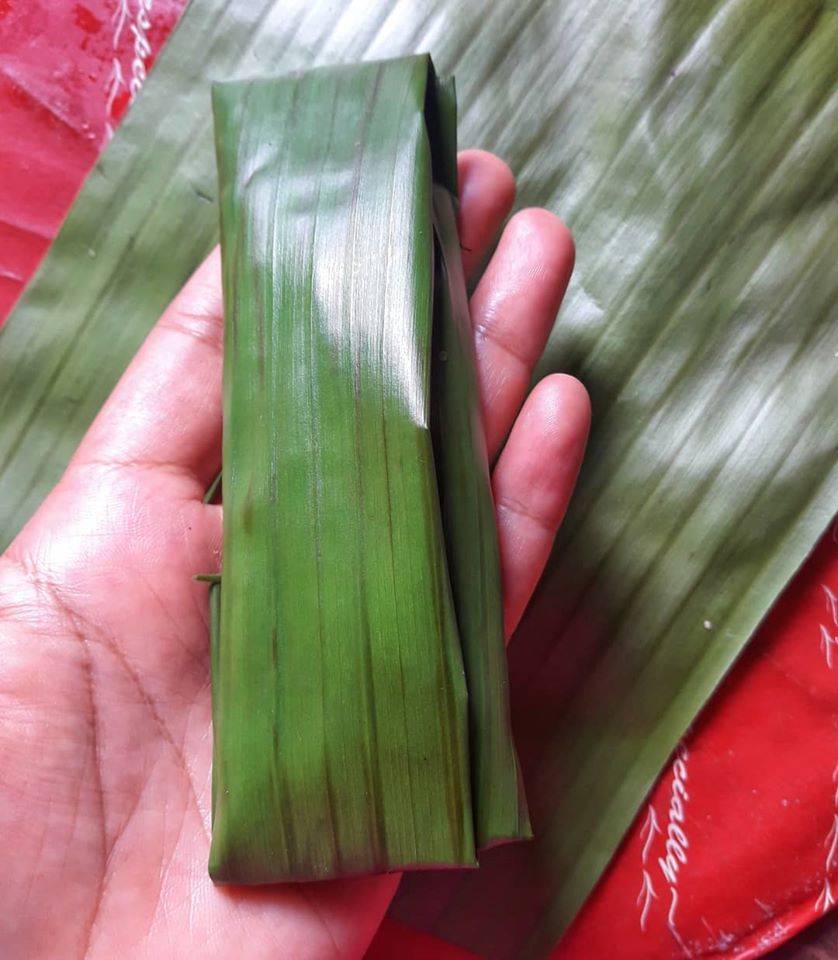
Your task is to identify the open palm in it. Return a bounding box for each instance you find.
[0,151,588,960]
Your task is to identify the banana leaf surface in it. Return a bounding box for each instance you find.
[209,55,526,883]
[0,0,835,956]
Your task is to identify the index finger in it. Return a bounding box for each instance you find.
[457,149,516,281]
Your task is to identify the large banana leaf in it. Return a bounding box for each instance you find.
[0,0,835,956]
[209,55,526,883]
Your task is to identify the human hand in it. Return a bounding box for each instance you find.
[0,150,589,959]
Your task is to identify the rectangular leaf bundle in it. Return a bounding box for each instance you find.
[209,55,528,884]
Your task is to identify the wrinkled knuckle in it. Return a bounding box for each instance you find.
[495,492,555,536]
[473,316,532,368]
[159,305,224,353]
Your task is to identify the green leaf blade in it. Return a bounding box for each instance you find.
[210,56,524,883]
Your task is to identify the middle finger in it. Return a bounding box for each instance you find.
[470,208,575,461]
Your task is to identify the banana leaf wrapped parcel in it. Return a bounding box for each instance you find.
[209,55,528,884]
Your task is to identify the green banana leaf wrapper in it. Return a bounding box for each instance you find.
[209,55,528,884]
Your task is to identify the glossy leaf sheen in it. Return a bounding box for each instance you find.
[0,0,835,954]
[209,56,526,882]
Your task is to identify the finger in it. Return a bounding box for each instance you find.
[493,374,590,639]
[471,209,575,461]
[72,248,223,495]
[457,149,516,281]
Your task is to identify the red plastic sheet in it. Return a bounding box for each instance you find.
[0,3,835,958]
[556,529,838,960]
[0,0,182,316]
